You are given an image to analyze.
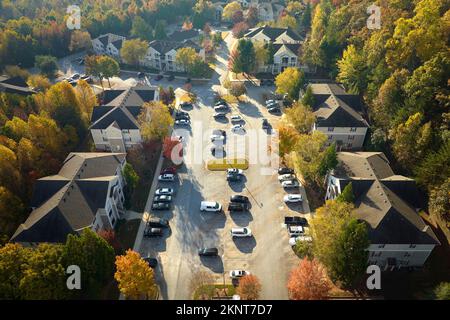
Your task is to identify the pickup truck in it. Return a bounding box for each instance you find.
[284,216,308,226]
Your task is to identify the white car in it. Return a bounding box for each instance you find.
[227,168,243,175]
[155,188,174,196]
[229,270,250,279]
[210,134,225,142]
[158,174,175,182]
[230,227,252,238]
[284,194,303,203]
[288,225,304,237]
[231,115,243,123]
[175,119,190,125]
[281,180,300,188]
[200,201,222,212]
[289,236,313,246]
[278,174,296,182]
[173,136,184,142]
[231,124,246,134]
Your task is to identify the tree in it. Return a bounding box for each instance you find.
[229,82,247,98]
[85,55,105,89]
[190,270,215,300]
[336,182,354,203]
[337,45,368,95]
[0,186,25,237]
[277,15,298,30]
[75,79,97,120]
[434,282,450,300]
[98,55,120,88]
[35,55,58,78]
[278,125,300,158]
[232,21,249,38]
[0,243,28,299]
[246,6,259,27]
[293,239,314,259]
[138,101,174,141]
[120,39,148,66]
[328,218,369,288]
[287,258,330,300]
[230,39,256,75]
[98,229,124,255]
[62,229,115,299]
[69,30,92,52]
[301,86,315,108]
[27,74,51,91]
[284,102,315,134]
[114,250,158,300]
[275,67,305,101]
[131,16,153,41]
[223,1,242,22]
[154,20,167,40]
[163,136,183,161]
[4,65,30,80]
[318,143,338,177]
[123,163,139,191]
[176,47,199,73]
[428,178,450,224]
[237,275,262,300]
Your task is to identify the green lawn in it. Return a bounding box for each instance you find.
[193,284,236,300]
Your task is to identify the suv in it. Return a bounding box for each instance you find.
[228,202,249,212]
[230,227,252,237]
[144,227,162,237]
[198,248,219,256]
[230,195,249,203]
[262,118,270,130]
[288,225,304,236]
[147,218,169,228]
[200,201,222,212]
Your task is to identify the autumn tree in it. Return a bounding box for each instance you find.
[163,136,183,162]
[115,250,158,300]
[27,74,51,91]
[0,186,25,237]
[223,1,242,22]
[301,86,315,108]
[434,282,450,300]
[121,39,148,66]
[230,39,256,75]
[284,102,315,134]
[275,67,305,101]
[98,55,120,88]
[278,125,300,158]
[287,258,330,300]
[336,182,354,203]
[131,16,153,41]
[237,274,262,300]
[229,82,247,98]
[75,79,97,120]
[138,101,174,141]
[98,229,124,255]
[190,270,215,300]
[0,243,28,299]
[69,30,92,52]
[35,55,58,78]
[232,21,249,38]
[337,44,368,95]
[154,20,167,40]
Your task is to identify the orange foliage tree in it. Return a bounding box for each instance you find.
[237,274,262,300]
[287,258,331,300]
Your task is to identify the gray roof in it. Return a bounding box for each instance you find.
[0,75,36,95]
[332,152,440,245]
[91,85,157,130]
[309,83,368,128]
[244,26,302,42]
[149,39,202,54]
[168,29,200,42]
[11,153,126,243]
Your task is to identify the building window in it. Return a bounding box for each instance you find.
[348,135,355,140]
[108,209,112,217]
[347,143,353,149]
[378,244,385,248]
[409,244,417,249]
[328,127,334,132]
[350,127,357,132]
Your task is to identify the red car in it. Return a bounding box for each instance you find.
[161,166,177,175]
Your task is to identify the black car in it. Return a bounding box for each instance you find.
[147,218,170,228]
[176,110,190,118]
[268,107,281,114]
[228,202,249,212]
[198,247,219,256]
[176,113,190,120]
[211,146,225,157]
[230,195,249,203]
[227,173,242,182]
[262,119,270,129]
[143,257,158,268]
[278,167,295,175]
[144,227,162,237]
[137,72,145,78]
[180,102,193,109]
[284,216,308,226]
[151,202,170,211]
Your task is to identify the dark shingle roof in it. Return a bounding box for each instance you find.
[332,152,440,245]
[111,39,124,50]
[168,29,199,42]
[149,40,202,54]
[0,76,36,95]
[91,107,139,130]
[11,153,126,244]
[245,26,302,42]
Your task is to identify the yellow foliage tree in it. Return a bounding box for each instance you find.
[114,250,158,300]
[137,101,174,141]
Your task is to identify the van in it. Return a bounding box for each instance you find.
[200,201,222,212]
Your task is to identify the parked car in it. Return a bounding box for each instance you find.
[211,134,225,142]
[147,218,170,228]
[230,227,252,238]
[214,105,229,112]
[153,195,172,203]
[231,124,246,134]
[175,113,190,120]
[262,118,270,130]
[155,188,174,196]
[229,270,250,279]
[161,166,177,175]
[176,110,190,117]
[180,102,193,109]
[151,202,170,210]
[214,112,227,119]
[278,174,296,182]
[230,195,249,203]
[211,146,225,157]
[284,216,308,226]
[71,73,80,80]
[278,167,294,175]
[200,201,222,212]
[212,129,226,137]
[154,74,163,81]
[137,72,145,78]
[144,227,162,237]
[268,107,281,114]
[284,194,303,203]
[198,248,219,256]
[289,236,312,246]
[215,100,227,107]
[282,180,300,188]
[227,173,242,182]
[231,115,243,123]
[143,257,158,268]
[228,202,249,212]
[227,168,243,175]
[175,119,191,126]
[158,174,175,182]
[288,225,304,237]
[80,75,92,83]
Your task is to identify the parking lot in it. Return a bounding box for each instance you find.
[139,79,311,300]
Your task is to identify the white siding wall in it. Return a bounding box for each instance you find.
[315,126,367,150]
[367,244,435,268]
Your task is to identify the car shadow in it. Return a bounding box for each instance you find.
[228,176,247,192]
[144,227,171,253]
[286,202,304,213]
[229,211,253,227]
[199,255,224,273]
[215,117,229,124]
[232,236,257,254]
